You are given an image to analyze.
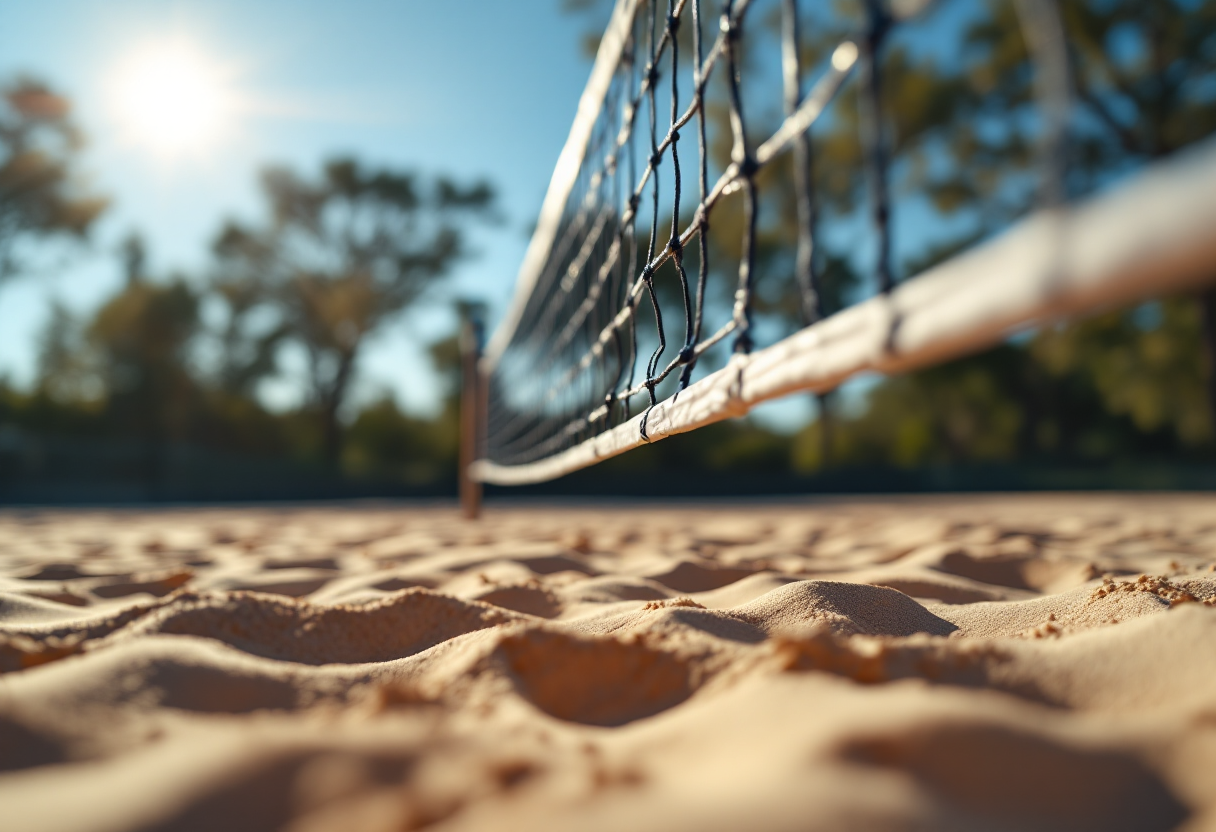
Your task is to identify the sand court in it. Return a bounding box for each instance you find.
[1,494,1215,830]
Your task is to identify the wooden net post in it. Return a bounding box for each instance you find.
[459,317,484,520]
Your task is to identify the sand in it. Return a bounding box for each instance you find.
[1,494,1215,831]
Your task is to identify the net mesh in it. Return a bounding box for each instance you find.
[480,0,1057,472]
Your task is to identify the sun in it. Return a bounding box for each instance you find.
[111,41,233,157]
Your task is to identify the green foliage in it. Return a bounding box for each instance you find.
[790,0,1216,468]
[37,300,102,405]
[829,350,1026,467]
[8,212,472,490]
[210,157,495,466]
[0,77,107,281]
[87,256,201,443]
[343,397,458,484]
[1032,301,1213,446]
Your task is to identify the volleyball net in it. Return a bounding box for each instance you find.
[469,0,1216,487]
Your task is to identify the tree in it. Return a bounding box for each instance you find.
[343,396,457,484]
[786,0,1216,463]
[0,77,107,284]
[212,158,495,467]
[36,300,99,405]
[89,236,201,435]
[208,223,291,398]
[897,0,1216,447]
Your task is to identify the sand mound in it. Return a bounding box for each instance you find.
[731,580,958,636]
[98,588,526,665]
[1,495,1215,831]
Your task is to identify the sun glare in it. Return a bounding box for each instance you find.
[111,42,232,157]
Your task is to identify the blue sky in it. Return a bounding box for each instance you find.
[0,0,594,414]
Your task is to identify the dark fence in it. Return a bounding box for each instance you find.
[0,426,455,503]
[3,425,1213,504]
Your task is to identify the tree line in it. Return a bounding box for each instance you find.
[0,77,494,494]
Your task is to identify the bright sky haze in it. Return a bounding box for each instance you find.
[108,37,236,159]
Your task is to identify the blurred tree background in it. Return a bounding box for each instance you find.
[2,0,1216,500]
[0,77,108,284]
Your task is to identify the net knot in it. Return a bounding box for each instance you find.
[668,235,683,256]
[640,264,655,285]
[866,4,894,43]
[678,345,695,364]
[738,155,758,178]
[649,151,663,169]
[646,64,659,89]
[720,14,738,40]
[733,329,753,355]
[669,128,680,143]
[667,14,681,35]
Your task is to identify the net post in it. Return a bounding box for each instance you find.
[459,316,484,520]
[1200,287,1216,441]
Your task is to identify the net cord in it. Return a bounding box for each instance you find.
[473,136,1216,485]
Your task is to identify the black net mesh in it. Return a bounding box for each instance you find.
[481,0,1066,471]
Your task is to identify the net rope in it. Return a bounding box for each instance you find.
[478,0,1067,473]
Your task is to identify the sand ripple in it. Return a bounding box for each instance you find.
[1,496,1214,831]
